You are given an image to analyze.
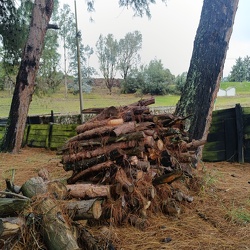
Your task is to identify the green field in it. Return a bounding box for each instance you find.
[0,81,249,118]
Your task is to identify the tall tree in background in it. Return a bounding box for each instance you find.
[228,56,250,82]
[175,0,239,145]
[58,3,75,97]
[58,4,95,96]
[0,1,31,86]
[36,0,61,95]
[96,34,119,94]
[1,0,54,153]
[118,31,142,81]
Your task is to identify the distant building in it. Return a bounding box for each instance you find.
[226,87,236,96]
[217,87,236,97]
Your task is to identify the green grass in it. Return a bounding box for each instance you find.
[0,82,250,118]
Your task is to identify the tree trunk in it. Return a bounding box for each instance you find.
[175,0,239,143]
[0,0,54,153]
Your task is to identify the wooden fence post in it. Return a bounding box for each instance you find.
[235,104,244,163]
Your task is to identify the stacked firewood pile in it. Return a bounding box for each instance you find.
[60,97,205,226]
[0,98,206,249]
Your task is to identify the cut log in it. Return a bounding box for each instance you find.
[115,167,134,193]
[0,198,30,217]
[128,97,155,107]
[63,199,103,220]
[21,177,47,198]
[111,121,136,136]
[67,160,114,184]
[63,148,124,172]
[68,125,116,143]
[143,136,155,148]
[34,197,80,250]
[66,183,111,199]
[21,177,67,199]
[76,119,109,133]
[152,170,183,186]
[63,140,138,163]
[88,106,119,122]
[0,217,25,238]
[76,118,124,134]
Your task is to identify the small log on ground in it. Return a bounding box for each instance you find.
[0,198,30,217]
[63,199,103,220]
[0,217,25,238]
[21,177,67,199]
[66,183,111,199]
[21,177,47,198]
[34,197,80,250]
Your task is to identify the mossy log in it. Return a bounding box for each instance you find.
[0,198,30,217]
[34,197,80,250]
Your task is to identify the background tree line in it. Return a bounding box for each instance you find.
[0,1,184,96]
[227,56,250,82]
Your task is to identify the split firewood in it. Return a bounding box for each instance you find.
[66,183,111,199]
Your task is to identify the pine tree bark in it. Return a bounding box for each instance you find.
[0,0,54,153]
[175,0,239,142]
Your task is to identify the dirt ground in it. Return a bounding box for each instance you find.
[0,147,250,250]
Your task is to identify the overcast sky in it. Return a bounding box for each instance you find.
[61,0,249,77]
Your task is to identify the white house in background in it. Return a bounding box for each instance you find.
[217,88,226,96]
[217,87,236,97]
[226,87,236,96]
